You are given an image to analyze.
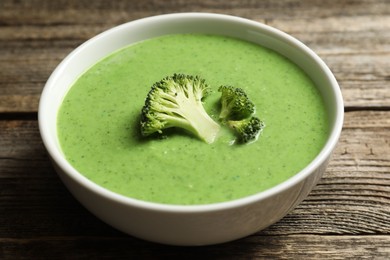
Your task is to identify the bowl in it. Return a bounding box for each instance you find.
[38,13,344,246]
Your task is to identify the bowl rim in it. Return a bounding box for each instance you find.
[38,12,344,213]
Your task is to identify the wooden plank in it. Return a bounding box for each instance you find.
[1,0,389,25]
[0,111,389,240]
[0,1,389,112]
[1,235,389,258]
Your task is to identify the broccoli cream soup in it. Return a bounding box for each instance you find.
[57,34,329,205]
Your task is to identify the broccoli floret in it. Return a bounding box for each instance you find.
[218,85,264,144]
[218,85,255,121]
[227,116,265,143]
[140,74,221,144]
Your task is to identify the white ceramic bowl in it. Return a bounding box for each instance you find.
[39,13,344,246]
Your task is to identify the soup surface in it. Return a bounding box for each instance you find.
[57,34,329,205]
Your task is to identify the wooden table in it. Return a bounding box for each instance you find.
[1,0,389,258]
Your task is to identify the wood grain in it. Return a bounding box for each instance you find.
[1,0,389,258]
[1,235,390,259]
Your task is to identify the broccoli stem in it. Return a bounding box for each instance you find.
[174,92,220,144]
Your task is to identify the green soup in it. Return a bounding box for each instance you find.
[57,34,329,205]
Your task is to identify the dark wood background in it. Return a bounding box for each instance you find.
[1,0,389,258]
